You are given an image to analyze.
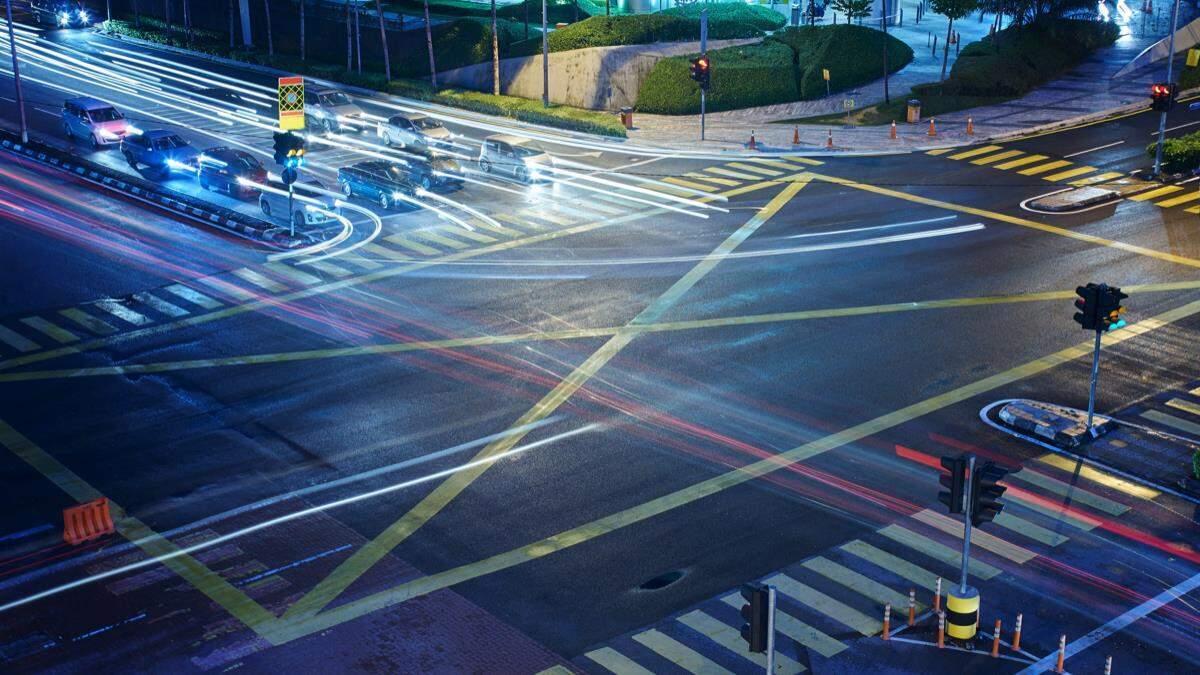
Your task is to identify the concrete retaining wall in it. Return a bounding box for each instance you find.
[437,39,756,111]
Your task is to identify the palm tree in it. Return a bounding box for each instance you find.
[132,0,141,28]
[423,0,436,87]
[299,0,306,61]
[491,0,499,95]
[346,1,352,70]
[182,0,192,45]
[374,0,391,80]
[263,0,274,56]
[229,0,236,49]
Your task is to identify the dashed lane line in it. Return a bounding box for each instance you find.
[263,296,1200,644]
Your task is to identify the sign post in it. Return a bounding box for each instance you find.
[823,68,831,97]
[765,586,777,675]
[278,77,306,131]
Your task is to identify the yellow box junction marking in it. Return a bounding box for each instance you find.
[280,177,813,622]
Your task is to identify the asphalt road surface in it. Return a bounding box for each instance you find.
[0,17,1198,675]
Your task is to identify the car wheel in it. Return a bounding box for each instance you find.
[89,135,101,150]
[63,123,73,141]
[479,159,491,174]
[382,133,392,147]
[515,167,529,183]
[421,175,433,191]
[261,200,272,217]
[123,151,136,168]
[341,181,353,197]
[198,174,209,190]
[379,193,391,209]
[292,211,305,231]
[323,118,335,135]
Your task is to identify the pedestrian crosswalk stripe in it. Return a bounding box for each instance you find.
[1154,192,1200,208]
[469,217,522,236]
[19,317,78,344]
[535,667,575,675]
[0,325,40,353]
[192,276,256,301]
[1017,160,1073,176]
[1129,185,1183,202]
[408,230,470,249]
[664,176,720,192]
[445,227,497,243]
[912,510,1036,563]
[1184,205,1200,215]
[383,233,441,255]
[766,573,881,635]
[1006,492,1098,531]
[653,182,703,198]
[746,159,795,170]
[1035,453,1160,500]
[233,268,288,293]
[1043,166,1097,182]
[719,594,845,658]
[1070,171,1126,187]
[925,148,955,155]
[948,145,1004,161]
[568,198,624,215]
[994,154,1049,170]
[971,150,1024,165]
[362,242,412,261]
[726,162,784,177]
[878,524,1001,579]
[163,284,223,310]
[992,511,1070,547]
[59,308,116,335]
[840,540,941,592]
[307,260,354,278]
[519,208,572,226]
[585,646,655,675]
[631,629,731,674]
[708,165,772,180]
[132,291,189,318]
[1166,397,1200,418]
[1141,408,1200,437]
[677,610,805,674]
[802,557,917,611]
[494,212,550,231]
[340,255,383,270]
[94,299,152,326]
[686,172,740,187]
[1191,385,1200,397]
[782,156,823,166]
[1009,469,1129,516]
[264,263,322,286]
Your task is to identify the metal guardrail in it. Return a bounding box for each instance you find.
[0,129,307,248]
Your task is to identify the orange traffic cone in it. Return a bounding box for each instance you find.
[1055,635,1066,673]
[967,117,975,136]
[890,120,897,140]
[748,130,756,150]
[793,125,800,145]
[928,118,937,137]
[826,129,833,149]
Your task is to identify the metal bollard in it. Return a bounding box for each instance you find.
[1055,635,1066,673]
[1105,655,1112,675]
[934,577,942,612]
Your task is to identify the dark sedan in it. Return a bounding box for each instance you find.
[337,161,418,210]
[197,147,268,199]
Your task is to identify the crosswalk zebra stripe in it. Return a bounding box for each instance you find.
[307,260,354,278]
[264,263,323,286]
[677,610,804,674]
[383,234,441,255]
[1035,453,1159,499]
[0,325,40,353]
[686,172,740,187]
[133,292,190,318]
[719,594,845,658]
[1140,408,1200,437]
[232,268,287,293]
[911,510,1036,563]
[585,646,655,675]
[94,300,152,326]
[1165,397,1200,418]
[631,629,731,674]
[1009,469,1128,516]
[494,212,549,231]
[59,308,117,335]
[727,162,784,177]
[840,540,941,592]
[19,317,79,344]
[994,154,1048,170]
[1017,160,1073,176]
[993,511,1070,547]
[409,230,470,249]
[801,557,916,611]
[445,227,497,243]
[948,145,1004,161]
[1005,493,1099,531]
[878,524,1001,579]
[519,208,572,227]
[1043,166,1096,182]
[663,177,720,192]
[163,284,223,310]
[1128,185,1183,202]
[360,242,411,261]
[469,217,522,236]
[971,150,1024,165]
[765,573,882,635]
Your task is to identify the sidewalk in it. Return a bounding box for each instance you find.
[627,4,1194,153]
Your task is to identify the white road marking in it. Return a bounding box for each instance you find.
[1064,140,1125,158]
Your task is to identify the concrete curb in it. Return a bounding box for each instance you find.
[0,129,306,249]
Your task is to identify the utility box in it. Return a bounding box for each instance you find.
[619,107,634,129]
[906,99,921,124]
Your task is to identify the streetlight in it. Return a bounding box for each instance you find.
[541,0,548,107]
[4,0,28,143]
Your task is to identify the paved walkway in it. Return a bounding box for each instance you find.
[627,4,1194,153]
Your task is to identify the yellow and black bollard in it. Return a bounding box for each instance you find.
[945,586,980,640]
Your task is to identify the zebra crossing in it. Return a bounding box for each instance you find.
[576,445,1147,674]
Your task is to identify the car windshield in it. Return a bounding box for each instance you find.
[512,144,543,159]
[414,117,443,130]
[152,135,187,151]
[231,152,260,171]
[384,166,407,181]
[319,92,352,107]
[87,108,123,122]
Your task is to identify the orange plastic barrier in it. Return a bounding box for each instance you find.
[63,497,114,545]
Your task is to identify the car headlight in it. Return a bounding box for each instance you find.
[166,158,195,172]
[58,12,71,26]
[392,191,405,200]
[77,9,89,23]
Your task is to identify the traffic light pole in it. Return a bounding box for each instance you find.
[288,183,295,238]
[1086,328,1102,432]
[958,454,975,595]
[4,0,28,144]
[700,90,706,141]
[1153,0,1182,175]
[765,586,776,674]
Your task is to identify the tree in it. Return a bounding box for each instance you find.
[423,0,437,87]
[263,0,274,56]
[132,0,141,28]
[374,0,391,81]
[831,0,872,23]
[346,0,352,70]
[228,0,236,49]
[930,0,978,81]
[299,0,306,61]
[491,0,499,95]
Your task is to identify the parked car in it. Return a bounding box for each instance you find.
[258,178,336,230]
[62,97,132,149]
[337,161,419,209]
[304,88,366,135]
[377,113,453,150]
[411,150,464,191]
[478,134,552,183]
[120,130,200,179]
[31,1,91,27]
[197,147,267,199]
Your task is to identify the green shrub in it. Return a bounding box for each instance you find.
[548,15,697,51]
[660,3,787,32]
[788,25,913,99]
[1148,131,1200,172]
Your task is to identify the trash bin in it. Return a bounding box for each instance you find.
[555,22,569,30]
[906,99,921,124]
[619,107,634,130]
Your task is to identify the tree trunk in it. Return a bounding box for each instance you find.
[346,1,352,71]
[940,16,953,82]
[299,0,306,61]
[183,0,192,45]
[355,7,362,73]
[605,0,610,16]
[881,0,889,104]
[492,0,499,95]
[165,0,171,29]
[375,0,391,81]
[133,0,141,28]
[263,0,274,56]
[229,0,235,49]
[423,0,437,87]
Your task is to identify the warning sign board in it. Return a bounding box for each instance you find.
[278,76,305,131]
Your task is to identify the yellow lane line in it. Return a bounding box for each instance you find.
[267,297,1200,643]
[0,420,281,638]
[279,178,811,623]
[808,172,1200,269]
[9,280,1200,384]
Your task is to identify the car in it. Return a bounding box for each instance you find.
[304,88,367,135]
[410,150,464,191]
[195,87,274,117]
[31,1,92,28]
[120,130,200,179]
[258,178,336,230]
[337,161,419,209]
[197,147,267,199]
[478,134,552,183]
[62,97,132,149]
[377,113,453,150]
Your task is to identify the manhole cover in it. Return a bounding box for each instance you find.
[639,569,685,591]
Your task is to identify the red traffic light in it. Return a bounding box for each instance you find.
[1151,83,1169,97]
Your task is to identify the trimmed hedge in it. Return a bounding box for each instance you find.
[542,8,775,53]
[636,24,912,115]
[389,80,627,137]
[1147,130,1200,173]
[660,4,787,32]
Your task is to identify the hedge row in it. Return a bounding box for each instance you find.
[1147,131,1200,173]
[545,14,763,52]
[660,4,787,32]
[636,24,912,115]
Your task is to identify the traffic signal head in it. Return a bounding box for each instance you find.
[969,461,1010,527]
[1151,82,1177,111]
[689,55,712,90]
[738,583,769,653]
[1073,283,1101,331]
[273,131,289,166]
[1097,285,1128,332]
[273,131,306,168]
[937,454,968,514]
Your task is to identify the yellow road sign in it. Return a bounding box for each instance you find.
[278,77,305,131]
[822,68,831,81]
[1188,49,1200,68]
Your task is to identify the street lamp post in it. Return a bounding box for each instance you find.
[4,0,28,144]
[1154,0,1183,175]
[541,0,548,107]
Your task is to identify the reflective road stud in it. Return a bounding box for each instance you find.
[945,585,979,639]
[1012,613,1022,651]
